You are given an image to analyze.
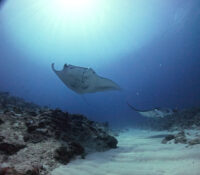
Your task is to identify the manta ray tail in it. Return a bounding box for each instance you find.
[127,102,142,112]
[126,102,147,112]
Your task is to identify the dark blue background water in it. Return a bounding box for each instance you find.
[0,0,200,127]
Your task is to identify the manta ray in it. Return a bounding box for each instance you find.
[127,102,176,118]
[52,63,121,94]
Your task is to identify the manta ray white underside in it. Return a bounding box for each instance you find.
[52,63,121,94]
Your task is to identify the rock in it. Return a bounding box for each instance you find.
[13,107,22,115]
[174,131,187,144]
[54,146,72,164]
[161,131,200,146]
[0,142,26,155]
[0,165,42,175]
[0,118,3,125]
[0,136,5,142]
[0,167,23,175]
[26,111,38,116]
[24,165,41,175]
[54,142,84,164]
[23,132,46,143]
[188,138,200,145]
[27,125,38,133]
[0,91,118,174]
[161,134,175,144]
[102,135,118,148]
[69,142,85,155]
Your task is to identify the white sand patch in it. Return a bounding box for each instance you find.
[52,129,200,175]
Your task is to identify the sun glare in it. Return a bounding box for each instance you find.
[49,0,95,16]
[2,0,163,65]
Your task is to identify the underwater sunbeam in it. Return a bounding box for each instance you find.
[1,0,165,65]
[48,0,95,16]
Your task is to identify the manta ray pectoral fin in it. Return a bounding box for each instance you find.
[51,63,57,72]
[52,63,69,72]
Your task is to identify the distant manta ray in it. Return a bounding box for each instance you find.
[127,102,176,118]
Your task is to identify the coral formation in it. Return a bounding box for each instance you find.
[0,92,117,175]
[162,130,200,146]
[150,107,200,130]
[142,106,200,146]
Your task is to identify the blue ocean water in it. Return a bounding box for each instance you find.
[0,0,199,127]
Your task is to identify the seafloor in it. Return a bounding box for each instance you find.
[0,91,200,175]
[53,129,200,175]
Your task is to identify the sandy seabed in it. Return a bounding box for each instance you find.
[52,129,200,175]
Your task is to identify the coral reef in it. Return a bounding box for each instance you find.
[0,92,117,175]
[150,107,200,131]
[144,107,200,146]
[162,130,200,146]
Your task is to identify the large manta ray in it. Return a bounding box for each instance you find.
[127,102,176,118]
[52,63,121,94]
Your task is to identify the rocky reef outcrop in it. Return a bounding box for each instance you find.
[161,130,200,146]
[0,92,118,175]
[144,107,200,146]
[148,107,200,131]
